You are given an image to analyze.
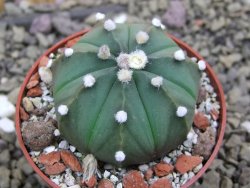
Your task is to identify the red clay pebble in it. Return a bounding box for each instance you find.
[193,112,210,130]
[66,36,81,47]
[26,80,39,89]
[44,162,66,175]
[29,72,40,82]
[210,108,219,121]
[60,150,82,172]
[20,107,29,121]
[150,177,172,188]
[26,86,43,97]
[154,163,174,177]
[98,179,114,188]
[84,175,97,188]
[144,168,153,180]
[38,151,61,166]
[39,56,49,67]
[123,170,148,188]
[175,155,203,174]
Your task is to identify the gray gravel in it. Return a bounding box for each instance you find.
[0,0,249,187]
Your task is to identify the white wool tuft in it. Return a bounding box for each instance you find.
[116,53,130,69]
[128,50,148,69]
[136,31,149,44]
[95,12,105,21]
[198,60,206,71]
[115,110,127,123]
[104,19,116,31]
[114,13,127,24]
[117,69,133,83]
[174,49,186,61]
[152,18,162,27]
[58,105,68,116]
[64,48,74,57]
[98,45,111,60]
[151,76,163,88]
[115,151,126,162]
[83,74,96,88]
[191,57,198,63]
[176,106,188,117]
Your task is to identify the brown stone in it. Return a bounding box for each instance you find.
[22,121,56,151]
[26,86,43,97]
[193,112,210,130]
[98,179,114,188]
[175,155,203,174]
[20,107,29,121]
[29,72,40,82]
[38,151,61,166]
[26,80,39,89]
[154,163,174,177]
[123,170,148,188]
[44,162,66,175]
[60,150,82,172]
[39,56,49,67]
[210,108,219,121]
[150,178,172,188]
[144,168,153,180]
[197,87,207,104]
[85,175,97,188]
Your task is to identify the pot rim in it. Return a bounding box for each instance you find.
[15,29,226,188]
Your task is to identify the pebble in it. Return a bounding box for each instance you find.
[22,97,34,113]
[103,170,111,178]
[0,117,15,133]
[175,155,203,174]
[30,14,52,34]
[150,177,172,188]
[45,162,66,175]
[116,182,123,188]
[38,151,60,166]
[0,166,10,188]
[0,95,15,118]
[38,67,53,84]
[138,164,149,172]
[60,150,82,172]
[193,112,210,130]
[59,140,69,150]
[110,175,119,183]
[123,170,148,188]
[98,179,114,188]
[43,145,56,154]
[65,171,76,186]
[153,163,174,177]
[241,121,250,133]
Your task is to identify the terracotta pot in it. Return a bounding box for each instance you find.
[16,29,226,188]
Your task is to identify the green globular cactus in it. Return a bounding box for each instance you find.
[51,22,201,167]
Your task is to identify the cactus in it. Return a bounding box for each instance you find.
[51,22,201,167]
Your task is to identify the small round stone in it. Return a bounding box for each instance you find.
[176,106,187,117]
[83,74,96,88]
[198,60,206,71]
[58,105,68,116]
[151,76,163,88]
[174,49,186,61]
[115,110,127,123]
[104,19,116,31]
[115,151,126,162]
[64,48,74,57]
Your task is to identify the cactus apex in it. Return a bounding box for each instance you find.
[117,69,133,83]
[64,48,74,57]
[115,110,127,124]
[98,45,111,60]
[174,49,186,61]
[116,53,130,69]
[128,50,148,69]
[176,106,188,117]
[104,19,116,31]
[83,74,96,88]
[58,105,69,116]
[115,151,126,162]
[136,31,149,44]
[151,76,163,88]
[198,60,206,71]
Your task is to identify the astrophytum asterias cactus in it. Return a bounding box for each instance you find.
[51,22,201,166]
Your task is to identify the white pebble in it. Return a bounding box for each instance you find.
[103,170,111,178]
[43,145,55,154]
[115,110,127,123]
[115,151,126,162]
[163,156,171,164]
[128,50,148,69]
[104,19,116,31]
[138,164,149,172]
[58,105,68,116]
[191,57,197,63]
[68,185,81,188]
[59,140,69,149]
[136,31,149,44]
[46,59,53,68]
[174,49,186,61]
[69,145,76,152]
[198,60,206,71]
[0,95,15,118]
[98,45,111,60]
[54,129,60,136]
[152,18,162,27]
[65,172,76,186]
[64,48,74,57]
[38,67,53,84]
[241,121,250,133]
[176,106,187,117]
[0,117,15,133]
[117,69,133,83]
[151,76,163,88]
[193,163,203,173]
[110,175,119,183]
[116,182,123,188]
[104,164,114,170]
[83,74,96,88]
[95,12,105,21]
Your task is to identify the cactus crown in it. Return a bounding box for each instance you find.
[51,22,201,167]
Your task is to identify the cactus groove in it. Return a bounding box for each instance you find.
[51,23,201,166]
